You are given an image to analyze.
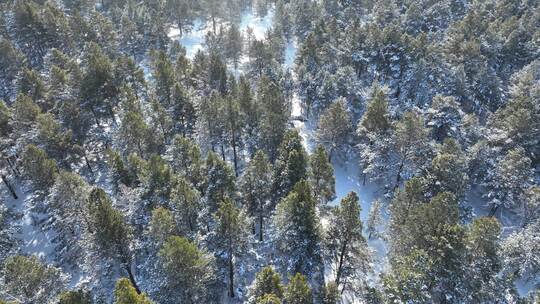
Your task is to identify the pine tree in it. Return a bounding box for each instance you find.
[316,98,353,162]
[225,23,244,69]
[204,151,236,213]
[58,290,92,304]
[501,219,540,282]
[486,147,533,215]
[170,176,201,234]
[357,83,393,182]
[274,180,321,275]
[80,42,117,125]
[249,266,284,302]
[272,130,308,201]
[240,150,273,241]
[366,200,383,240]
[465,217,508,302]
[284,273,313,304]
[21,144,58,190]
[1,255,67,303]
[36,113,73,160]
[149,207,177,246]
[258,76,290,160]
[308,145,335,206]
[114,278,153,304]
[12,93,41,127]
[0,100,10,136]
[213,198,250,298]
[49,171,89,268]
[428,138,469,199]
[326,192,370,292]
[158,236,217,303]
[87,188,140,294]
[392,111,431,189]
[170,135,205,189]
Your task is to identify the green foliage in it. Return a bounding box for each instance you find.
[170,175,201,234]
[284,273,312,304]
[12,93,41,125]
[87,188,132,261]
[114,278,153,304]
[316,97,353,161]
[326,192,370,291]
[250,266,284,300]
[273,129,308,200]
[0,100,10,135]
[21,144,58,189]
[204,151,236,212]
[308,145,335,206]
[275,180,321,275]
[58,289,92,304]
[158,236,216,303]
[149,207,177,246]
[256,293,282,304]
[2,255,66,303]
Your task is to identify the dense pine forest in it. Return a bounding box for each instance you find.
[0,0,539,303]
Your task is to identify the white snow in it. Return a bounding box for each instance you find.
[170,10,275,59]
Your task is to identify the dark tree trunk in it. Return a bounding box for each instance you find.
[335,239,348,288]
[259,213,263,242]
[83,150,93,174]
[231,133,239,177]
[1,174,17,199]
[123,262,141,294]
[228,251,235,297]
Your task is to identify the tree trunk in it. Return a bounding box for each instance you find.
[488,204,499,217]
[90,107,100,127]
[83,150,93,174]
[1,174,17,199]
[259,213,263,242]
[228,251,235,297]
[394,158,404,191]
[220,144,226,162]
[335,240,348,288]
[124,263,141,294]
[231,133,239,177]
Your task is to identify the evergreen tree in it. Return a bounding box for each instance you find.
[170,176,201,234]
[87,188,140,294]
[428,138,469,199]
[158,236,217,303]
[148,207,177,246]
[204,152,236,213]
[49,171,89,267]
[58,290,92,304]
[357,83,393,182]
[325,192,370,293]
[1,255,67,303]
[258,76,290,160]
[114,278,153,304]
[80,42,117,125]
[391,111,431,189]
[272,130,308,201]
[308,145,335,206]
[366,200,383,240]
[284,273,313,304]
[213,198,250,298]
[486,147,534,215]
[240,150,272,241]
[249,266,284,302]
[170,135,204,189]
[21,144,58,189]
[316,98,353,162]
[274,181,321,275]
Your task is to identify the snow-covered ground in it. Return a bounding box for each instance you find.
[168,9,274,59]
